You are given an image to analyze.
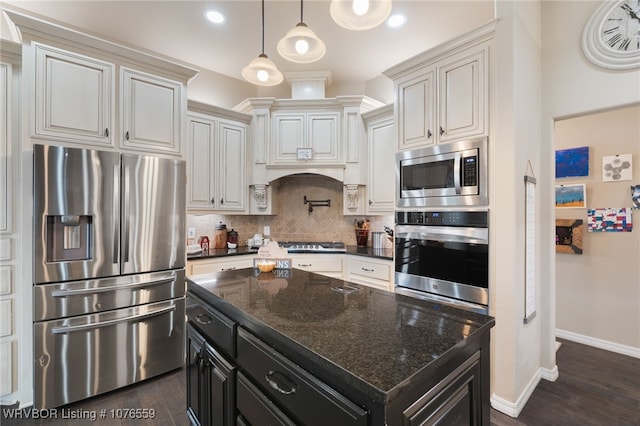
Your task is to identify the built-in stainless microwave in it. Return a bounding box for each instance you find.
[396,138,488,208]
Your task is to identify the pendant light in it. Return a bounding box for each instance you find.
[242,0,283,86]
[330,0,392,31]
[277,0,326,63]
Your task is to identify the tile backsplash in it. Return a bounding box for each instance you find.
[187,175,394,247]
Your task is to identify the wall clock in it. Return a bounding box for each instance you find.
[582,0,640,70]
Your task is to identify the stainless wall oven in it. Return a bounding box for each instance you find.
[395,210,489,314]
[396,137,487,208]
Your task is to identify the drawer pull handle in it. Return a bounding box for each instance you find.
[361,267,374,272]
[265,370,297,395]
[195,313,213,325]
[297,263,312,267]
[221,267,237,271]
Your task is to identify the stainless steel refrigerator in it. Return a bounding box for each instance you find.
[32,144,186,409]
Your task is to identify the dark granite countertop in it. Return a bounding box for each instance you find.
[188,245,393,261]
[187,268,494,403]
[345,245,393,260]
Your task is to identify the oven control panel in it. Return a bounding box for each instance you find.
[395,211,488,227]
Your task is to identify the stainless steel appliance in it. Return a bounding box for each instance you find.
[396,137,488,208]
[33,144,186,409]
[278,241,346,253]
[394,210,489,314]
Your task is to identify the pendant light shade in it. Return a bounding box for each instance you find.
[278,1,326,63]
[242,53,283,86]
[330,0,392,31]
[242,0,283,86]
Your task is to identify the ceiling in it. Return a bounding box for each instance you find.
[2,1,495,85]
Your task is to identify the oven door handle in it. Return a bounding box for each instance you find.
[51,305,176,334]
[395,226,488,245]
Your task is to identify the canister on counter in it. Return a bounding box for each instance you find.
[227,229,238,245]
[214,222,227,249]
[199,236,210,254]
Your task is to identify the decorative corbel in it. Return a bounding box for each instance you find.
[254,184,268,210]
[345,184,359,210]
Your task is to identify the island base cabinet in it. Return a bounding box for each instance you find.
[402,351,482,426]
[186,324,236,426]
[237,328,368,426]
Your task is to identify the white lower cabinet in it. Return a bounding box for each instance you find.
[291,254,343,278]
[345,255,393,292]
[187,256,256,276]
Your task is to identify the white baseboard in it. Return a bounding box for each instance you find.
[540,364,559,382]
[491,368,541,417]
[556,329,640,359]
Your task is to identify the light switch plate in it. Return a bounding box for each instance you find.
[188,228,196,238]
[264,226,270,236]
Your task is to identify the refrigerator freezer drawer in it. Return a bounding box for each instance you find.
[34,298,185,409]
[34,270,185,321]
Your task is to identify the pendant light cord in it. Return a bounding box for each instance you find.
[300,0,304,23]
[261,0,265,54]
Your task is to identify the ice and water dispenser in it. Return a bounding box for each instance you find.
[45,215,92,262]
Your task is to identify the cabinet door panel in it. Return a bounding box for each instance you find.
[438,49,486,143]
[367,116,396,212]
[398,71,435,149]
[308,113,339,162]
[219,121,247,211]
[186,324,207,426]
[35,44,113,145]
[273,114,304,162]
[187,118,215,208]
[121,68,181,154]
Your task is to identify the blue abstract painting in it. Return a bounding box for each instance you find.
[555,146,589,178]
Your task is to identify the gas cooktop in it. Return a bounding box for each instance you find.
[278,241,346,253]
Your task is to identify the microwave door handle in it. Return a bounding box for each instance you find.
[454,152,462,194]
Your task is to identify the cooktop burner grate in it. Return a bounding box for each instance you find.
[278,241,346,253]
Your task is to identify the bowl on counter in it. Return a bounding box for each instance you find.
[227,242,237,249]
[256,260,276,273]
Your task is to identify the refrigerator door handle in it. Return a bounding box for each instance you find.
[123,166,130,263]
[113,164,120,265]
[51,304,176,334]
[51,277,175,297]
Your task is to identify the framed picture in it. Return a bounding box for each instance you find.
[556,146,589,178]
[602,154,632,182]
[555,184,587,208]
[587,207,633,232]
[555,219,583,254]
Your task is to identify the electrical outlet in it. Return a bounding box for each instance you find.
[263,226,270,236]
[188,228,196,238]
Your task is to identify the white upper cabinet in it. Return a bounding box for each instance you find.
[34,44,114,146]
[386,21,494,150]
[438,48,487,143]
[272,111,340,164]
[186,106,249,213]
[397,70,435,149]
[365,105,396,213]
[120,68,183,154]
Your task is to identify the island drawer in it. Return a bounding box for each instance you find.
[186,294,235,358]
[237,328,368,426]
[237,372,296,426]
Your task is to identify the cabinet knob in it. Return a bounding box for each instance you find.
[439,126,445,136]
[125,131,130,141]
[427,129,432,139]
[220,198,224,205]
[105,128,109,137]
[369,200,373,205]
[211,198,215,204]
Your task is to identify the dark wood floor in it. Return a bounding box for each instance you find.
[3,339,638,425]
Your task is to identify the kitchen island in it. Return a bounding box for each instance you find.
[186,268,495,425]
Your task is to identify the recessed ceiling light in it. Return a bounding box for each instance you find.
[387,14,406,28]
[205,10,225,24]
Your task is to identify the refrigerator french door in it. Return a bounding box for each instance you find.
[33,144,186,409]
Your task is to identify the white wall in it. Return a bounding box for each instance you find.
[555,106,640,355]
[541,0,640,355]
